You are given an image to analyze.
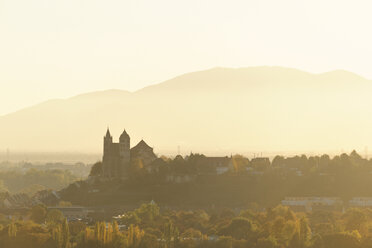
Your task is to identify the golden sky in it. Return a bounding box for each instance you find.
[1,0,371,115]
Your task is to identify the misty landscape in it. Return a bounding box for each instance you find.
[1,67,371,155]
[1,68,372,248]
[3,0,372,248]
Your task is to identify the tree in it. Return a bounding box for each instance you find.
[58,201,72,207]
[141,233,159,248]
[232,155,249,173]
[281,220,297,245]
[46,209,64,225]
[61,218,70,248]
[240,209,256,220]
[30,205,47,224]
[220,208,235,220]
[89,162,103,177]
[112,220,124,247]
[181,228,202,240]
[106,222,113,244]
[217,236,233,248]
[163,222,179,248]
[284,209,296,221]
[256,236,279,248]
[135,202,160,223]
[344,208,368,235]
[310,234,324,248]
[288,231,300,248]
[7,222,17,238]
[68,221,86,236]
[94,222,101,242]
[272,156,285,168]
[299,217,311,246]
[322,232,360,248]
[127,224,145,248]
[51,225,63,248]
[271,216,285,238]
[218,217,256,240]
[99,221,106,245]
[121,211,141,226]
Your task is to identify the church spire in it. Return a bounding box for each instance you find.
[105,127,112,137]
[120,129,130,143]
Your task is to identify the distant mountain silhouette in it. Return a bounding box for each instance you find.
[1,67,371,154]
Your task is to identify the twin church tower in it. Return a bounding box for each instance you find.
[102,128,157,178]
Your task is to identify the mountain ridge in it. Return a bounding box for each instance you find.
[2,66,368,118]
[1,66,371,154]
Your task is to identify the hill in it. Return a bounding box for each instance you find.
[0,66,371,154]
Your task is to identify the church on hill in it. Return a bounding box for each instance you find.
[102,128,157,178]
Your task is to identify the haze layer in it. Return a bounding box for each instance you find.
[0,67,370,154]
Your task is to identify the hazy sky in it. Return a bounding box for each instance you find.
[1,0,372,115]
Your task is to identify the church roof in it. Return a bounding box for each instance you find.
[131,139,152,150]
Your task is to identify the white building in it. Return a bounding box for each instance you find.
[349,197,372,207]
[282,197,343,212]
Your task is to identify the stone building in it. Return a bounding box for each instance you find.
[102,128,157,179]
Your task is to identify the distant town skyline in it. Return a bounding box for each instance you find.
[2,0,372,115]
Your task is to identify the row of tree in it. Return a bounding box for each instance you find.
[2,202,372,247]
[0,168,78,195]
[90,150,372,178]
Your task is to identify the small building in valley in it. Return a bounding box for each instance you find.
[282,197,343,212]
[349,197,372,208]
[48,206,89,221]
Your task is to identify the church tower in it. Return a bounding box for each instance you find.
[103,128,113,177]
[100,128,157,180]
[119,129,131,177]
[104,128,112,153]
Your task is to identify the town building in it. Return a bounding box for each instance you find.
[282,197,343,212]
[48,206,89,221]
[196,156,233,175]
[102,129,157,179]
[349,197,372,208]
[0,192,31,209]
